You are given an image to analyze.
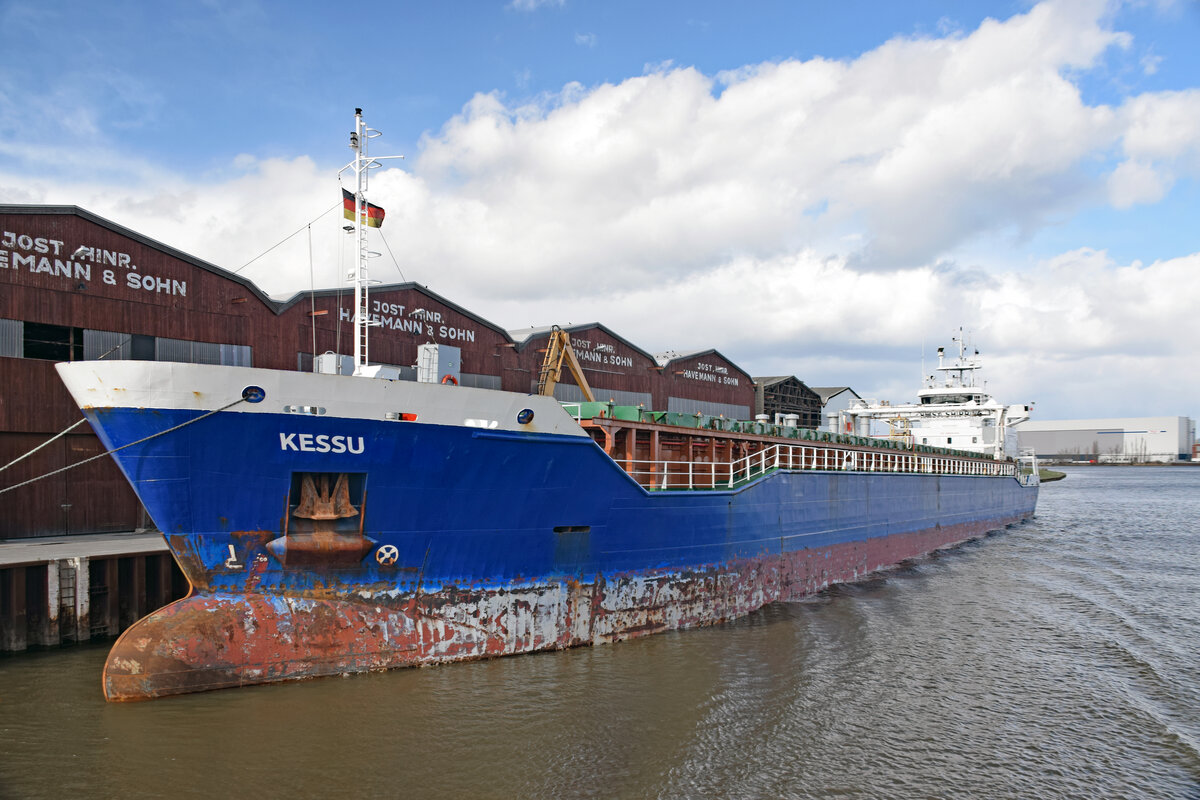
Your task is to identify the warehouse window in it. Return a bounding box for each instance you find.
[156,337,252,367]
[23,322,83,361]
[458,372,499,389]
[667,397,752,421]
[541,383,652,407]
[0,318,21,358]
[131,335,155,360]
[83,329,134,360]
[219,343,252,366]
[15,325,251,364]
[82,331,164,362]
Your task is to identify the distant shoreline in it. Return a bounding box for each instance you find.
[1044,462,1199,468]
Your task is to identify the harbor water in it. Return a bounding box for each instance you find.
[2,466,1198,799]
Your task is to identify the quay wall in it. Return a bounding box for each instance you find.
[0,544,188,653]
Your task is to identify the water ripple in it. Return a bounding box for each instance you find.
[1,467,1199,799]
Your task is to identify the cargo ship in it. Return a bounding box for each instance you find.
[55,111,1039,700]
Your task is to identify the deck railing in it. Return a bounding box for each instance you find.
[621,442,1017,491]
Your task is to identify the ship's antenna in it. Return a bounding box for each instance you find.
[337,108,404,375]
[308,224,316,363]
[920,337,925,388]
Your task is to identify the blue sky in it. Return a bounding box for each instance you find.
[2,0,1198,425]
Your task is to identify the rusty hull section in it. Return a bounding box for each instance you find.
[103,514,1025,700]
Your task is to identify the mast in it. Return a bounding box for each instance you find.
[351,109,370,372]
[338,108,402,375]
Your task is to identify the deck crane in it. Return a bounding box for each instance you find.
[536,325,596,402]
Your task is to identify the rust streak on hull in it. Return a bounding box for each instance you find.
[103,515,1026,701]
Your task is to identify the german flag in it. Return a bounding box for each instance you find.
[342,188,385,228]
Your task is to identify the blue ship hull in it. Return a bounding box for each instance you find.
[90,406,1034,588]
[57,361,1038,699]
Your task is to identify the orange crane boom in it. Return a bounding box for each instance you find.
[536,325,596,402]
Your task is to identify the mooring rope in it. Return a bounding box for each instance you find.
[0,418,88,474]
[0,397,245,496]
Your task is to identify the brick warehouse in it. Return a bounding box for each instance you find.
[0,205,758,539]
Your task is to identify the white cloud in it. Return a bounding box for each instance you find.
[575,32,597,48]
[1107,89,1200,206]
[408,0,1155,277]
[1120,89,1200,163]
[1107,159,1168,206]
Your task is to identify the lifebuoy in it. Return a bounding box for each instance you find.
[441,374,458,385]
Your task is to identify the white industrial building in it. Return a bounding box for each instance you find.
[1018,416,1196,463]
